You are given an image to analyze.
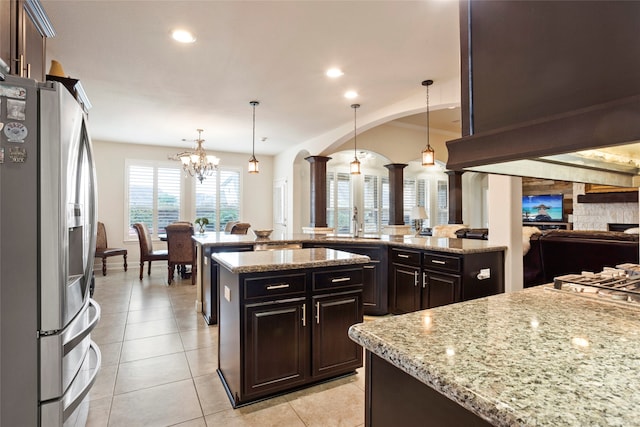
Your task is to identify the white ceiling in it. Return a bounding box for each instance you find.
[41,0,461,156]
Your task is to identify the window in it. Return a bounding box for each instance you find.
[403,178,417,225]
[362,175,379,233]
[327,172,352,233]
[126,162,182,238]
[437,180,448,225]
[195,168,241,231]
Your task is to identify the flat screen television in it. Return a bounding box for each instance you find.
[522,194,564,222]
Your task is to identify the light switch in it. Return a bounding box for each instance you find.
[224,285,231,302]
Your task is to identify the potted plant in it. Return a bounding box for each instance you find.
[194,217,209,233]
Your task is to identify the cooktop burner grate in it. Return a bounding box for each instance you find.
[552,264,640,304]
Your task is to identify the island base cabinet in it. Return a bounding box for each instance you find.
[244,299,308,399]
[366,352,492,427]
[218,264,364,407]
[312,291,363,379]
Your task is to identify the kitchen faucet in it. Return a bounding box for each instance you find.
[352,207,359,237]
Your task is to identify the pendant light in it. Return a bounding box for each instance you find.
[350,103,361,175]
[248,100,260,174]
[421,79,435,166]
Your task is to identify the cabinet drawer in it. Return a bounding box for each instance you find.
[423,252,461,273]
[244,273,306,300]
[390,248,421,266]
[313,268,363,291]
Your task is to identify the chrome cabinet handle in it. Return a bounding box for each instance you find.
[423,272,427,288]
[331,277,350,283]
[414,271,419,287]
[398,254,410,258]
[302,303,306,327]
[316,302,320,324]
[431,260,446,265]
[266,283,290,290]
[363,265,375,269]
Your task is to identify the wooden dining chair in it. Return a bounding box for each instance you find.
[166,222,197,285]
[132,223,168,280]
[230,222,251,235]
[95,221,128,276]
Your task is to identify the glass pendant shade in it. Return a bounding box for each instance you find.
[421,145,435,166]
[350,157,361,174]
[248,155,259,174]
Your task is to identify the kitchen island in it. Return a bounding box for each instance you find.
[214,247,370,407]
[348,285,640,426]
[193,232,506,322]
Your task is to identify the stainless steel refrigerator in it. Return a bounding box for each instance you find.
[0,74,101,426]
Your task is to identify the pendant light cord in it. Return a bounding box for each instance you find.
[252,103,256,157]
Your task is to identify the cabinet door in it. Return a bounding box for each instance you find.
[423,270,461,309]
[362,263,377,309]
[312,291,363,379]
[391,264,421,314]
[244,299,308,398]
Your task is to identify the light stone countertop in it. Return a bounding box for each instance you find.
[193,232,506,255]
[349,286,640,427]
[212,247,370,274]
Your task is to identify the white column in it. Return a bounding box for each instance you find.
[487,174,523,293]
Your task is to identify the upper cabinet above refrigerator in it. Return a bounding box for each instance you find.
[0,0,55,81]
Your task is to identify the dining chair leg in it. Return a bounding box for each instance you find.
[168,263,173,285]
[123,254,128,272]
[102,258,107,276]
[148,261,152,276]
[139,262,144,280]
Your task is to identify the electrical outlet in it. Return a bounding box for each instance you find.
[224,285,231,302]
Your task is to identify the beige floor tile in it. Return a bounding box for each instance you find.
[185,346,218,378]
[90,364,117,401]
[286,379,365,427]
[97,311,128,329]
[82,396,112,427]
[126,306,174,324]
[128,295,172,311]
[92,324,125,345]
[171,417,208,427]
[114,352,191,394]
[97,341,122,367]
[120,332,184,363]
[175,311,209,332]
[180,328,218,351]
[123,317,178,341]
[204,396,305,427]
[108,379,202,427]
[193,373,233,415]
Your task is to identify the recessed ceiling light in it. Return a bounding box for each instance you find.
[172,29,196,43]
[326,68,344,78]
[344,90,358,99]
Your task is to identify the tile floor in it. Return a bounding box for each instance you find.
[82,266,366,427]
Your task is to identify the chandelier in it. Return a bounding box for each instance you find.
[178,129,220,183]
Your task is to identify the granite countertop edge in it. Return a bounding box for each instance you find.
[193,233,507,255]
[215,254,370,274]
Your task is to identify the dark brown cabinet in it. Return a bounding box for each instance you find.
[305,243,388,315]
[391,248,503,314]
[0,0,54,81]
[218,263,364,407]
[312,291,363,378]
[202,244,253,325]
[244,298,308,399]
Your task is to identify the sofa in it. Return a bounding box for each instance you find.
[524,229,640,287]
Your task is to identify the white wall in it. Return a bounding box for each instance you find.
[572,183,639,230]
[93,140,274,264]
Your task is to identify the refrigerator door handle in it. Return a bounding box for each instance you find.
[62,341,101,421]
[63,299,100,355]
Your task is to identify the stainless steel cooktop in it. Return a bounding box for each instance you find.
[552,263,640,305]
